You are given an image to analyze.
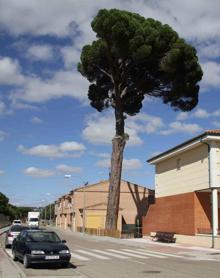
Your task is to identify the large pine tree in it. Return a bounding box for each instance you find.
[78,9,203,230]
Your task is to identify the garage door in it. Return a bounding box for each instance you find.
[86,212,106,229]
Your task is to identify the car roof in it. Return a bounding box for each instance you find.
[27,229,53,233]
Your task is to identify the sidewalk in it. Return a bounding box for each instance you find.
[0,248,26,278]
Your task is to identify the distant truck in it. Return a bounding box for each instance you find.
[28,211,40,227]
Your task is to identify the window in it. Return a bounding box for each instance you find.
[176,158,181,170]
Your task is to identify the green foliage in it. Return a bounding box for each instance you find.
[78,9,202,115]
[0,192,32,220]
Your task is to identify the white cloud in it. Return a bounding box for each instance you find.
[83,111,165,146]
[0,57,24,85]
[0,130,7,142]
[123,158,142,170]
[97,158,142,171]
[61,46,81,68]
[213,109,220,117]
[31,116,43,124]
[18,141,86,158]
[199,43,220,59]
[10,71,90,104]
[0,170,5,175]
[212,121,220,128]
[193,108,210,119]
[0,0,220,43]
[0,101,12,115]
[2,1,220,107]
[129,114,164,134]
[160,121,202,135]
[96,158,110,168]
[82,113,143,146]
[176,112,189,121]
[24,166,54,177]
[27,45,53,61]
[56,164,82,174]
[89,151,110,158]
[201,61,220,89]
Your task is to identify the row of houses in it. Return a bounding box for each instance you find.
[55,130,220,248]
[55,180,154,236]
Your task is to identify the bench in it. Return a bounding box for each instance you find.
[151,231,176,243]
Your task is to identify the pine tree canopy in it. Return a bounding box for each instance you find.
[78,9,203,116]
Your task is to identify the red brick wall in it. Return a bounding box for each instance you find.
[194,192,211,234]
[143,191,220,236]
[142,192,196,235]
[195,192,220,234]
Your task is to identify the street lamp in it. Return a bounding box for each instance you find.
[64,174,88,234]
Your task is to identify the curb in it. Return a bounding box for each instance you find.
[3,248,27,278]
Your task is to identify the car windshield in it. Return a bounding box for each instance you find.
[11,225,28,232]
[27,231,61,243]
[29,218,38,222]
[13,220,21,224]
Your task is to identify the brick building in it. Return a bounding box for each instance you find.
[143,130,220,247]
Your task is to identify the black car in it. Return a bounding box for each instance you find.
[12,229,71,268]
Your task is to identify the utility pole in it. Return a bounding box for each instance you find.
[44,206,47,223]
[49,203,51,225]
[82,182,88,234]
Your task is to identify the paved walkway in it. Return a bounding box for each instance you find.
[0,248,26,278]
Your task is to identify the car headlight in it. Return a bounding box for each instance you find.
[59,250,70,254]
[31,250,45,255]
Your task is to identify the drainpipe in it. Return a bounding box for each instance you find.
[200,139,215,248]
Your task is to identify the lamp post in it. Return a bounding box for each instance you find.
[45,192,58,226]
[64,174,88,234]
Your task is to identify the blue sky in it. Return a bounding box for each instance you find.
[0,0,220,206]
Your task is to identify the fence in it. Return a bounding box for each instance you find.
[77,227,121,238]
[76,225,143,238]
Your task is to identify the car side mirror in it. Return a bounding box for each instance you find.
[61,240,66,243]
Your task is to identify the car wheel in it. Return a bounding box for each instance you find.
[23,255,30,268]
[12,249,17,261]
[5,243,9,249]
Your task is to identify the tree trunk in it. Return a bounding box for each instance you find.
[105,136,126,230]
[105,106,126,230]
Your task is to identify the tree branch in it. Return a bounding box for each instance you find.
[96,66,114,83]
[120,86,128,98]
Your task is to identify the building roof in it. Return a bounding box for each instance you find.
[147,130,220,164]
[74,179,152,192]
[55,179,154,203]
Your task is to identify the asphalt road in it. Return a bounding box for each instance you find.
[1,227,220,278]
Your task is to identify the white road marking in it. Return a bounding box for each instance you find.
[71,252,90,261]
[121,249,166,258]
[136,249,183,258]
[76,249,109,260]
[92,249,129,259]
[129,259,146,265]
[106,249,149,259]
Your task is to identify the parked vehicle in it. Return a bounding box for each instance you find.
[12,219,22,225]
[28,211,40,227]
[5,225,29,248]
[12,229,71,268]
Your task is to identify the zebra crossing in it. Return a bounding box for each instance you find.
[70,248,183,262]
[5,246,184,262]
